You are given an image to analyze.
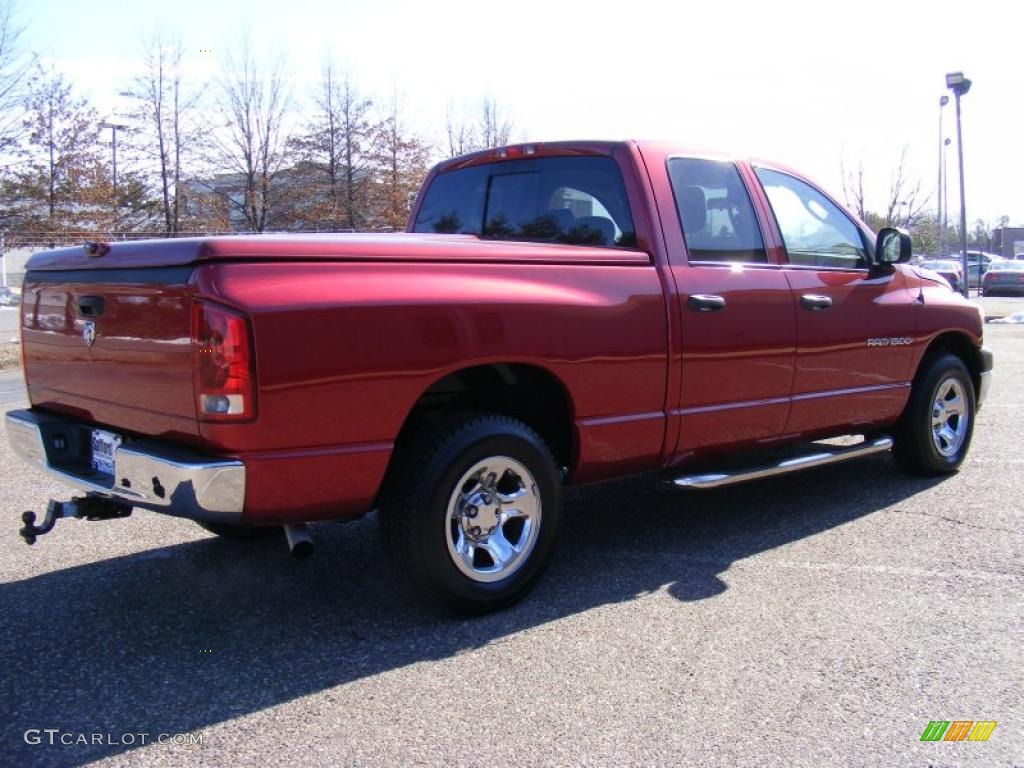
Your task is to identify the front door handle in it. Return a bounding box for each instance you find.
[687,294,726,312]
[800,294,833,311]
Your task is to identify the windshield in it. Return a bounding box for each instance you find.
[413,156,636,248]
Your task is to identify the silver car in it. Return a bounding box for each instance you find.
[0,286,21,306]
[950,251,1004,289]
[981,261,1024,296]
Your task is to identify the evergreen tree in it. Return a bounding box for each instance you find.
[8,68,104,232]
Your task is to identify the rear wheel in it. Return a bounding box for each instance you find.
[379,414,561,614]
[893,353,975,475]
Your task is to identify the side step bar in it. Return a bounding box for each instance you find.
[672,436,893,490]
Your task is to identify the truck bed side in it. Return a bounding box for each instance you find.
[194,258,669,521]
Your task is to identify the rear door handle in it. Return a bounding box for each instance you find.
[686,294,726,312]
[76,296,105,317]
[800,294,832,311]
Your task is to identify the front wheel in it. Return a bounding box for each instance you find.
[893,353,976,475]
[379,414,561,614]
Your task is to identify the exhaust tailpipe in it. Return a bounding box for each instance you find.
[283,523,314,559]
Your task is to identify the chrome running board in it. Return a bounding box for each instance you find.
[672,436,893,490]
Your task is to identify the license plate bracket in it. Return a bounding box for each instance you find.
[90,429,122,477]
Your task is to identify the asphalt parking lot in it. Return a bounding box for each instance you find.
[0,302,1021,768]
[0,306,19,342]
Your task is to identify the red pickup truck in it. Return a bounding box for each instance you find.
[7,140,992,612]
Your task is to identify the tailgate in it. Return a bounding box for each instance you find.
[21,265,200,442]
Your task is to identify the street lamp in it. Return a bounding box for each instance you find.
[945,71,971,298]
[99,122,128,187]
[943,137,951,257]
[937,95,948,261]
[100,122,129,231]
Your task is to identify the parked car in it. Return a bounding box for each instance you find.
[921,259,963,292]
[5,140,993,613]
[981,260,1024,296]
[0,286,20,306]
[951,250,1004,289]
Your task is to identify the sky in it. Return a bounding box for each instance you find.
[16,0,1024,230]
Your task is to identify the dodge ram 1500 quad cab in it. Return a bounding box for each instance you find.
[7,141,993,612]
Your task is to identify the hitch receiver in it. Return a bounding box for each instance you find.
[20,497,133,545]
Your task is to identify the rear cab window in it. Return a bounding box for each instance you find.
[413,156,636,248]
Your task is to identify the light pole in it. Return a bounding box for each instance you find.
[943,137,950,254]
[937,95,948,261]
[100,122,128,230]
[99,123,129,190]
[945,72,971,298]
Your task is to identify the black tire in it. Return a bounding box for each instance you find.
[379,414,561,614]
[197,521,282,540]
[893,353,976,475]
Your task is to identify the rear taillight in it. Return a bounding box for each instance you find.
[192,300,256,421]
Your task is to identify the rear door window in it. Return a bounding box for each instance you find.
[413,156,636,248]
[666,157,767,263]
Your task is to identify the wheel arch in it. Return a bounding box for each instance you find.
[383,362,577,491]
[915,331,983,395]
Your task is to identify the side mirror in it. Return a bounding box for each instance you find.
[875,227,912,265]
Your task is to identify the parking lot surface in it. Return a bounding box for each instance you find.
[0,311,1021,768]
[0,306,19,342]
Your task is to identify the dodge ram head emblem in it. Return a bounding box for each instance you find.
[83,321,96,347]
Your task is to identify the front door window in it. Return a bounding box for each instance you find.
[755,168,868,270]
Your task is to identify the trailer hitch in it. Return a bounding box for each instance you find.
[20,497,133,545]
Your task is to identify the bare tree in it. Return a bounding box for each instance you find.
[445,100,475,158]
[444,96,515,158]
[291,62,373,229]
[883,146,929,229]
[841,145,930,230]
[123,30,204,233]
[211,37,292,232]
[0,0,31,153]
[478,96,512,149]
[335,73,373,229]
[840,152,867,222]
[371,94,431,230]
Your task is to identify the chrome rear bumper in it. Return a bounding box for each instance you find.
[5,409,244,524]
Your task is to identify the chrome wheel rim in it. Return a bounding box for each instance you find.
[931,377,969,457]
[444,456,542,583]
